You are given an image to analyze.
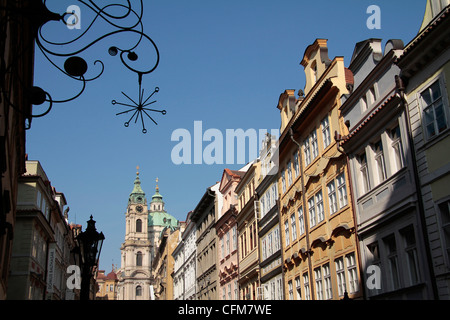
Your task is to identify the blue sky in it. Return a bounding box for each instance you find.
[27,0,426,272]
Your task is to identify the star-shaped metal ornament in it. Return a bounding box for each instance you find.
[112,74,166,134]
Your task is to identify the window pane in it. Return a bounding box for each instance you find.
[430,81,441,101]
[435,101,448,133]
[421,88,432,105]
[308,197,316,227]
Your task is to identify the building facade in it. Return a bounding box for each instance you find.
[191,183,221,300]
[277,39,362,300]
[217,169,244,300]
[7,160,77,300]
[117,169,178,300]
[340,38,436,299]
[96,267,119,300]
[256,133,284,300]
[173,211,197,300]
[153,225,183,300]
[236,162,260,300]
[396,0,450,299]
[0,0,34,299]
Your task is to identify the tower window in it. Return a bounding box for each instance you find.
[136,219,142,233]
[136,251,143,266]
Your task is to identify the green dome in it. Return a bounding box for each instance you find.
[148,177,179,228]
[148,211,179,228]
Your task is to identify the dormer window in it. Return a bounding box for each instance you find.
[312,61,318,83]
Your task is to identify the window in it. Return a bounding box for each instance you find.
[136,285,142,297]
[439,200,450,265]
[298,206,305,236]
[291,213,297,241]
[390,125,404,172]
[293,152,299,177]
[321,115,331,149]
[226,232,230,255]
[311,130,319,160]
[136,219,142,233]
[249,224,254,250]
[136,251,143,266]
[261,238,267,260]
[253,221,257,248]
[346,253,359,294]
[288,280,294,300]
[373,140,387,183]
[327,180,337,215]
[359,152,371,194]
[268,232,273,257]
[367,242,381,269]
[316,190,324,223]
[303,273,310,300]
[323,263,332,299]
[314,267,324,300]
[232,226,237,251]
[276,277,283,300]
[287,161,293,186]
[304,138,311,166]
[308,196,316,227]
[368,86,376,105]
[312,61,318,83]
[384,235,400,290]
[336,173,348,209]
[284,220,290,246]
[295,277,302,300]
[274,227,280,252]
[335,257,346,297]
[361,95,368,112]
[281,169,286,193]
[401,226,420,285]
[421,80,447,139]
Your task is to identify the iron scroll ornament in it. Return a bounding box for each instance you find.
[2,0,162,131]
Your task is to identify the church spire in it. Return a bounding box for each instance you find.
[129,166,146,204]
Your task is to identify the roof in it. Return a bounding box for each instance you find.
[340,94,400,146]
[149,211,179,228]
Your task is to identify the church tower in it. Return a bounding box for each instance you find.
[117,167,179,300]
[118,167,152,300]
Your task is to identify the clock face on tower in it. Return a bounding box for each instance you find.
[136,205,143,213]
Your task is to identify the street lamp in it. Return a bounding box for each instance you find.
[76,215,105,300]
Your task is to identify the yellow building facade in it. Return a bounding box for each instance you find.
[236,162,260,300]
[277,39,363,300]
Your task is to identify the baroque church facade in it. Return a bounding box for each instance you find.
[117,168,179,300]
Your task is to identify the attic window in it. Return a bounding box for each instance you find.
[312,61,318,83]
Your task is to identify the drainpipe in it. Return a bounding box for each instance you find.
[336,137,366,300]
[289,127,315,300]
[395,75,438,300]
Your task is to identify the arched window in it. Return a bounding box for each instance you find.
[136,285,142,297]
[136,251,143,266]
[136,219,142,233]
